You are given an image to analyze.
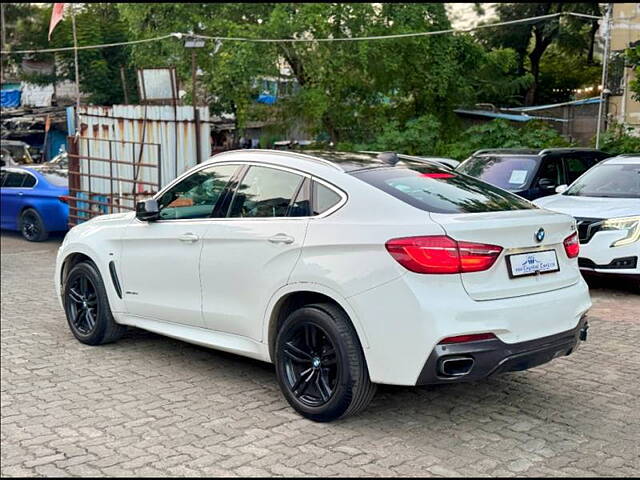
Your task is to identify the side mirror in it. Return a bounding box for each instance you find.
[555,184,568,194]
[136,198,159,221]
[538,178,556,190]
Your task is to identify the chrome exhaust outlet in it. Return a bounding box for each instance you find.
[439,356,475,377]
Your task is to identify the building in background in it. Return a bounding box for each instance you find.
[608,3,640,133]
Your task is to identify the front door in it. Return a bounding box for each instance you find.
[120,163,239,327]
[200,164,310,340]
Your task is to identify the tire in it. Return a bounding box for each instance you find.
[63,261,126,345]
[20,208,48,242]
[275,302,376,422]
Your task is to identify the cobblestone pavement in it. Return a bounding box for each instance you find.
[1,231,639,477]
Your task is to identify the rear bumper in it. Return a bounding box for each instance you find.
[416,314,589,385]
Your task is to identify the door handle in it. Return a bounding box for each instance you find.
[178,232,199,243]
[268,233,294,245]
[18,192,23,196]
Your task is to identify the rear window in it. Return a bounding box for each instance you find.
[457,155,539,191]
[352,166,534,214]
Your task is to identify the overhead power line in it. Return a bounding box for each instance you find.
[1,11,602,55]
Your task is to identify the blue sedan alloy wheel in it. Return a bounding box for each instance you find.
[20,208,48,242]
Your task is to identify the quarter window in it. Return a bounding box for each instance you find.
[313,181,342,215]
[22,174,36,188]
[157,164,237,220]
[228,166,304,218]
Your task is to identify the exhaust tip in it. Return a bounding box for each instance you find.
[439,356,474,377]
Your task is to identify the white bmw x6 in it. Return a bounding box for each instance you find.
[55,150,592,421]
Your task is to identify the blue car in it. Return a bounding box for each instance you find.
[1,166,69,241]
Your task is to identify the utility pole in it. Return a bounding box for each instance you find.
[71,5,81,134]
[595,3,613,149]
[1,3,6,85]
[185,36,204,164]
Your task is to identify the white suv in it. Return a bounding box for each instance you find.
[55,150,592,421]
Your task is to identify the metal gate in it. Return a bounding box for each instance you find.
[66,135,162,227]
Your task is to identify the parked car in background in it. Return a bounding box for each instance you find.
[456,148,611,200]
[1,140,36,167]
[55,149,590,422]
[1,166,69,241]
[360,151,460,170]
[534,155,639,281]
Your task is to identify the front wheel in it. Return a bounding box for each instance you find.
[275,303,376,422]
[63,261,126,345]
[20,208,48,242]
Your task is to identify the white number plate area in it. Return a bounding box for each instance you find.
[508,250,559,277]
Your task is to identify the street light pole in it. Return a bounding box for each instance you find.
[595,3,613,149]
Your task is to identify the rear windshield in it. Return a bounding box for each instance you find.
[565,163,640,198]
[456,155,539,191]
[352,166,534,214]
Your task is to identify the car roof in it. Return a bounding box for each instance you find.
[471,148,606,157]
[600,154,640,165]
[207,149,445,173]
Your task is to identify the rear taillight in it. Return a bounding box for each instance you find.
[439,333,497,344]
[385,235,502,274]
[563,232,580,258]
[58,195,70,204]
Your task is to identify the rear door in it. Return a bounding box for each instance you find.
[200,164,310,340]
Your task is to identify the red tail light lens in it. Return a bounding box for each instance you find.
[439,333,497,344]
[58,195,71,204]
[563,232,580,258]
[385,235,502,274]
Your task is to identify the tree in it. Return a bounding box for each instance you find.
[476,3,603,105]
[4,4,135,105]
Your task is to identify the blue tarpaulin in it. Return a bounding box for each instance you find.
[1,89,21,108]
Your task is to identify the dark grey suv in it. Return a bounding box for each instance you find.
[456,148,611,200]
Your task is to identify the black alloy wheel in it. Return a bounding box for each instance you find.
[281,322,338,407]
[275,303,376,422]
[63,262,126,345]
[66,273,99,336]
[20,208,48,242]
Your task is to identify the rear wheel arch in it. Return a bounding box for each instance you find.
[267,289,368,363]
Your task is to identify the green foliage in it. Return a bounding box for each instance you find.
[370,115,442,155]
[593,122,640,155]
[357,118,570,160]
[625,46,640,102]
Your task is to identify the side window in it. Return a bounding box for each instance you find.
[0,170,7,186]
[157,164,237,220]
[537,157,563,187]
[3,172,26,188]
[563,156,594,184]
[22,174,36,188]
[228,166,303,218]
[312,181,342,215]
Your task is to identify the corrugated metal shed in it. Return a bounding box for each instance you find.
[76,105,210,194]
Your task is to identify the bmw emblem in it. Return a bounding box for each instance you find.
[535,228,545,243]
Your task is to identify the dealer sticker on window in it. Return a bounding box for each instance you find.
[507,250,559,278]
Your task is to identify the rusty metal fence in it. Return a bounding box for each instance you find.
[67,136,162,227]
